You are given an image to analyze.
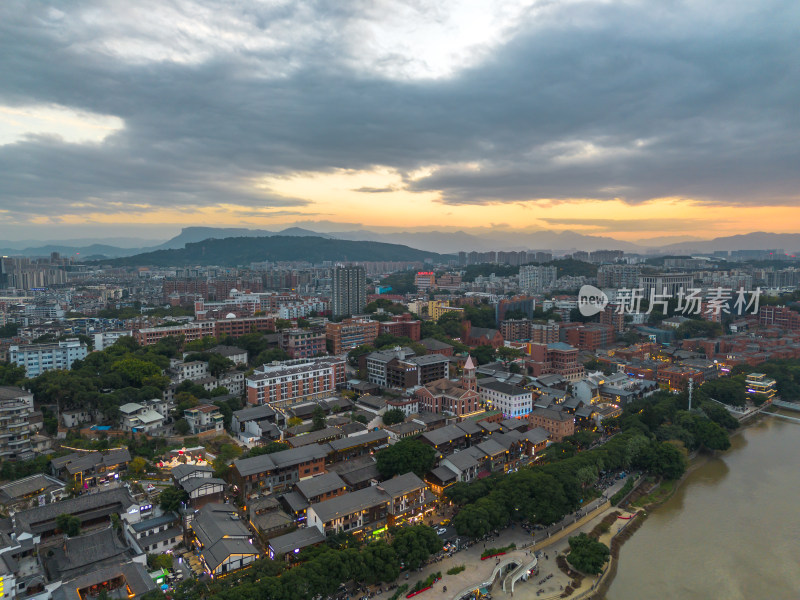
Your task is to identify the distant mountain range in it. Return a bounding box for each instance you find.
[100,235,442,267]
[3,227,800,261]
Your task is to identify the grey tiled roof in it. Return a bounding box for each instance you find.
[309,486,388,524]
[180,476,226,494]
[14,488,134,533]
[234,444,330,476]
[0,474,65,502]
[295,472,346,500]
[268,527,326,555]
[378,472,425,498]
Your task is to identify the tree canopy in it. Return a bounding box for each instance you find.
[376,439,436,479]
[566,533,610,575]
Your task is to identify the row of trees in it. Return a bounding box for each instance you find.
[446,388,739,539]
[169,526,441,600]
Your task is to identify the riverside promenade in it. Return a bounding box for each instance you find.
[399,475,635,600]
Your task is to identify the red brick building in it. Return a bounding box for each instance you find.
[527,408,574,442]
[326,318,380,355]
[563,323,615,351]
[525,342,584,382]
[379,314,421,341]
[462,322,504,349]
[246,357,346,407]
[414,356,480,417]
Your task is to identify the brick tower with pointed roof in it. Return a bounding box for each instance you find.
[461,355,477,393]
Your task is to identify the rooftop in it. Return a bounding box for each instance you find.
[268,527,326,556]
[295,472,346,500]
[378,472,426,497]
[234,444,330,477]
[309,486,388,524]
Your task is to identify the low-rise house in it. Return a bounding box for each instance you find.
[232,444,328,497]
[60,409,92,429]
[425,466,458,496]
[50,449,131,489]
[55,561,156,600]
[517,427,550,457]
[231,405,279,445]
[184,404,224,435]
[439,451,480,483]
[42,527,134,582]
[209,345,248,365]
[0,474,66,513]
[379,472,431,525]
[356,394,387,415]
[171,463,213,484]
[119,402,165,433]
[125,511,182,554]
[385,421,425,441]
[325,429,390,463]
[190,504,259,576]
[179,476,226,509]
[267,527,326,560]
[173,360,208,382]
[418,338,454,357]
[527,407,575,442]
[13,488,135,538]
[286,427,343,448]
[306,486,390,536]
[327,456,380,491]
[295,472,348,504]
[419,423,476,455]
[246,495,294,538]
[385,396,419,417]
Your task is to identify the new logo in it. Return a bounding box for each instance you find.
[578,285,609,317]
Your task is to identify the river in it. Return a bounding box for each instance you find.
[607,413,800,600]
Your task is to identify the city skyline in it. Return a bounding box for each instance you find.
[2,1,799,242]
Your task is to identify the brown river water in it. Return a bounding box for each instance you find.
[607,413,800,600]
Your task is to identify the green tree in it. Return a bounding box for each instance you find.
[471,345,495,365]
[496,346,522,362]
[159,486,189,512]
[0,361,26,386]
[347,345,375,367]
[110,357,163,387]
[56,514,81,537]
[700,378,746,407]
[174,418,190,435]
[376,438,436,479]
[244,442,290,458]
[641,441,688,479]
[390,525,441,569]
[566,533,610,575]
[311,406,327,431]
[382,408,405,426]
[147,553,173,570]
[129,456,147,475]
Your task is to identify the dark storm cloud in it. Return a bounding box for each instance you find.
[0,0,798,221]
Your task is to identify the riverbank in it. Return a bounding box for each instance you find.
[564,412,769,599]
[604,409,800,600]
[426,411,768,600]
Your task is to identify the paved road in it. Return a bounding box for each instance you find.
[394,474,636,600]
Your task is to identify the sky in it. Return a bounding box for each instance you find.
[1,0,799,245]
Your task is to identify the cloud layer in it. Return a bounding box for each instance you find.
[1,0,799,234]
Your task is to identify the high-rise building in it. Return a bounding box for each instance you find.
[9,339,88,378]
[519,265,558,293]
[331,266,366,317]
[597,264,641,288]
[0,386,34,461]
